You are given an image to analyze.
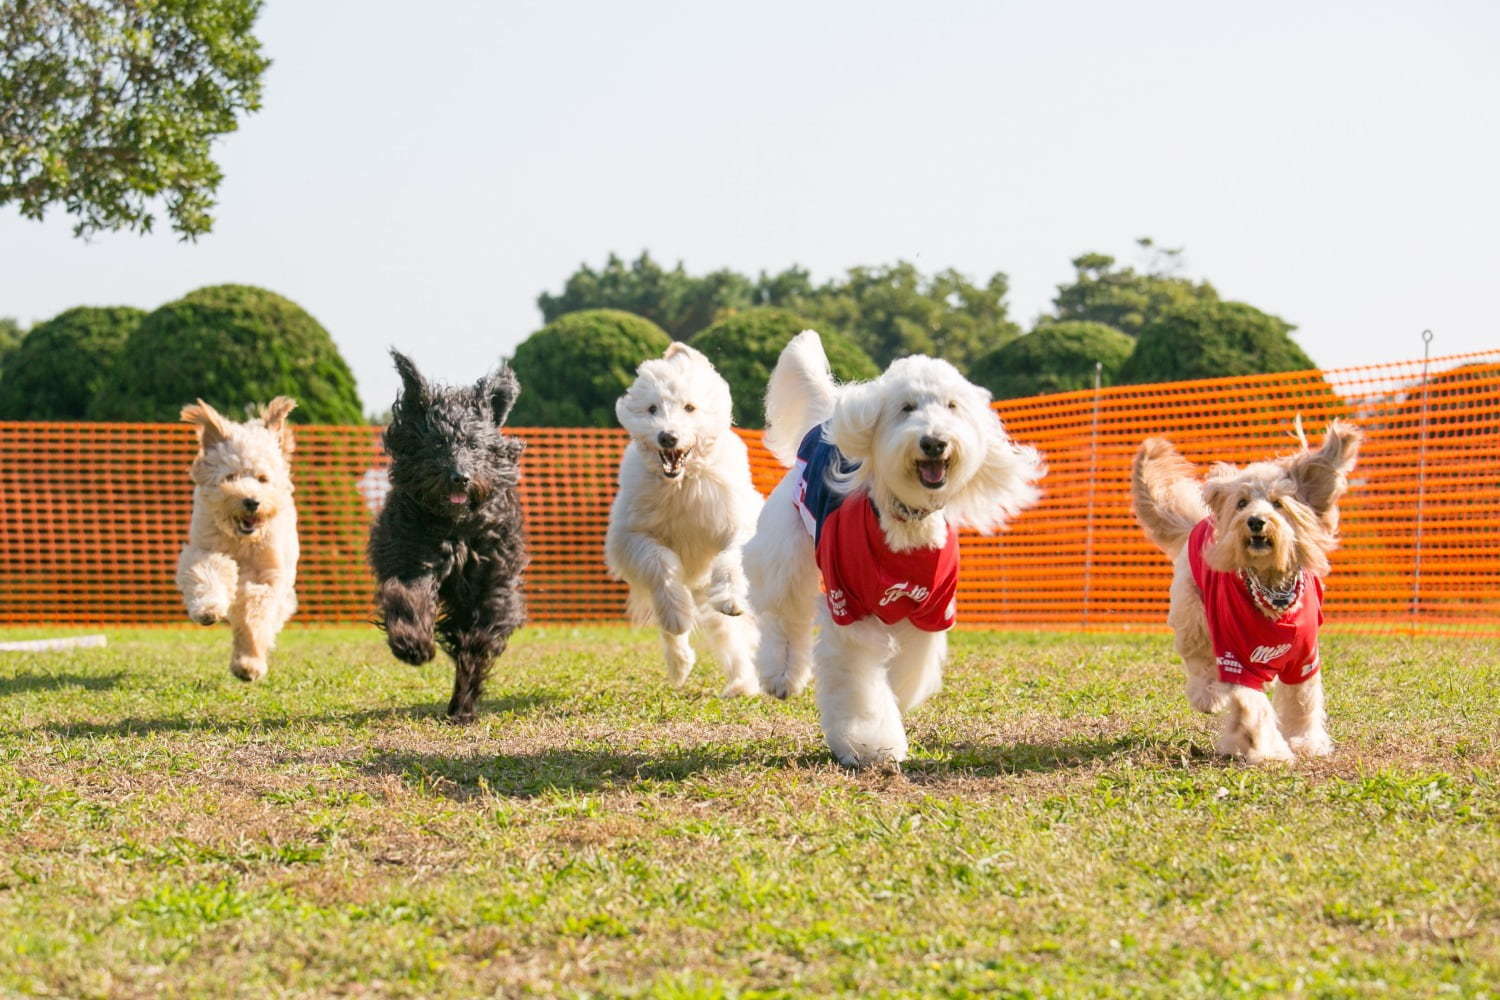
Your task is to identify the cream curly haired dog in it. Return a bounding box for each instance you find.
[177,398,299,682]
[606,342,762,696]
[1131,420,1361,762]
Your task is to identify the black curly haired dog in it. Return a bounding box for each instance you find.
[369,350,527,723]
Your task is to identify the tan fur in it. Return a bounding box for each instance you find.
[1131,420,1362,763]
[177,397,300,681]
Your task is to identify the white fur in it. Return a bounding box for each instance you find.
[605,342,762,696]
[745,331,1044,767]
[176,398,299,682]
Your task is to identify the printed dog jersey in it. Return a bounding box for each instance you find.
[792,426,959,631]
[1187,518,1323,690]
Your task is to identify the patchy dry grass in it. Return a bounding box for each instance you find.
[0,625,1495,998]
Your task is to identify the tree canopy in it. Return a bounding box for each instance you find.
[1117,300,1315,385]
[0,0,270,239]
[969,321,1136,400]
[507,309,673,427]
[538,253,1020,372]
[688,309,879,428]
[1050,239,1219,337]
[0,318,24,375]
[0,305,142,418]
[91,284,362,422]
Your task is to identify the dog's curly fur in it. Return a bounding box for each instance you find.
[177,397,299,682]
[745,331,1045,768]
[368,350,527,723]
[1131,421,1362,762]
[605,342,762,696]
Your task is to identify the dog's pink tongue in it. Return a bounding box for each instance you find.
[449,491,468,505]
[919,461,945,485]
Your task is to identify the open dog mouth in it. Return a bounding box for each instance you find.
[235,514,263,536]
[1246,532,1273,553]
[915,458,948,490]
[658,448,687,479]
[448,490,469,507]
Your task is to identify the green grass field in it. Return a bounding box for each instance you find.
[0,626,1495,998]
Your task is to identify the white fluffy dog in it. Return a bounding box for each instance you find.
[177,398,300,682]
[1131,421,1362,762]
[744,331,1044,768]
[605,343,762,696]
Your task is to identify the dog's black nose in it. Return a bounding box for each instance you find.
[919,435,947,458]
[242,498,259,512]
[658,431,678,450]
[1247,516,1265,533]
[450,472,469,487]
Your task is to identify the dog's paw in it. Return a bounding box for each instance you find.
[187,599,229,626]
[445,709,477,726]
[230,656,268,682]
[719,675,758,698]
[1287,733,1334,757]
[386,630,436,666]
[657,603,695,637]
[714,597,745,617]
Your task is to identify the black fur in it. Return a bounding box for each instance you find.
[369,350,527,723]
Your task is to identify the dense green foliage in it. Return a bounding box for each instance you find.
[0,317,24,375]
[539,253,1020,371]
[688,308,879,427]
[1050,239,1219,337]
[0,626,1494,996]
[970,321,1135,400]
[1118,299,1315,385]
[91,284,362,422]
[0,0,269,239]
[507,309,672,427]
[0,305,143,418]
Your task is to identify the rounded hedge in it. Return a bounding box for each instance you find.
[969,321,1135,400]
[1118,300,1314,386]
[0,306,144,419]
[91,285,363,423]
[507,309,673,427]
[688,308,879,428]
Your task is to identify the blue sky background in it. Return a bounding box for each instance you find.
[4,0,1497,412]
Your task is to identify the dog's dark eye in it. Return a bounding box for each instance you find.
[222,474,235,483]
[648,405,657,415]
[1271,499,1282,509]
[1236,498,1249,510]
[257,474,269,484]
[901,402,916,413]
[684,403,695,413]
[947,400,957,410]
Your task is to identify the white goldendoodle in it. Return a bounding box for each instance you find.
[1131,420,1362,762]
[745,331,1044,768]
[177,397,300,682]
[605,343,762,696]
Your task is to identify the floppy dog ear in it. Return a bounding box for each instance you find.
[390,350,430,412]
[1200,464,1240,517]
[826,380,883,462]
[477,365,521,427]
[261,396,297,456]
[1284,419,1362,517]
[945,387,1044,533]
[180,399,231,449]
[663,341,707,365]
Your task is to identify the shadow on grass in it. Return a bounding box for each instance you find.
[903,733,1201,781]
[26,692,557,739]
[0,671,125,696]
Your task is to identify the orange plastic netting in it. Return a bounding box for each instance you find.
[2,350,1497,631]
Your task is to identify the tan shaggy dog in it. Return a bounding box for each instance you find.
[177,398,300,681]
[1131,420,1361,763]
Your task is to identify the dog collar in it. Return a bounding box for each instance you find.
[887,497,939,522]
[1240,569,1305,618]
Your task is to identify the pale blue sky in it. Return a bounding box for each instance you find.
[4,0,1497,412]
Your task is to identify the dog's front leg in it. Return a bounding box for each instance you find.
[1275,674,1332,757]
[608,528,696,636]
[1218,685,1295,763]
[887,625,946,715]
[441,580,524,724]
[377,575,439,666]
[177,546,238,625]
[706,547,750,617]
[814,613,905,769]
[228,571,287,682]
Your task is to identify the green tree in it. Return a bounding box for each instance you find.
[0,306,142,418]
[1051,238,1218,337]
[92,284,362,422]
[537,252,753,340]
[508,309,672,427]
[969,321,1135,400]
[689,307,879,428]
[1117,300,1315,385]
[0,317,24,375]
[0,0,270,239]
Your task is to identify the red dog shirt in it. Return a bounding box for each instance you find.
[1187,518,1323,690]
[793,426,958,631]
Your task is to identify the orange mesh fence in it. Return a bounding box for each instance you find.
[2,349,1497,631]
